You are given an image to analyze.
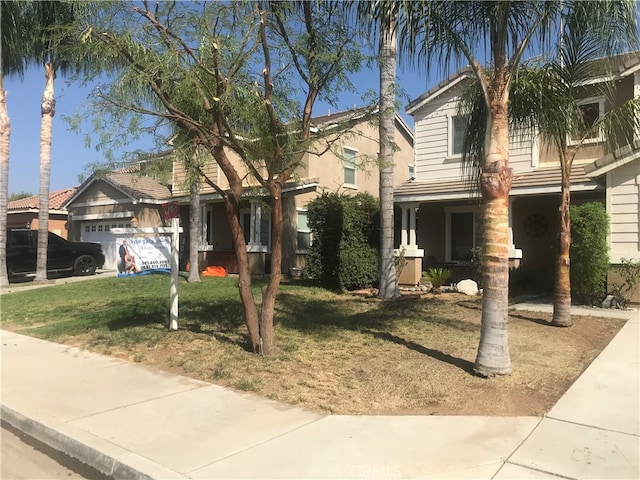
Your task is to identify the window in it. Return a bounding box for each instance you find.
[570,98,604,144]
[445,207,479,262]
[297,210,311,251]
[344,147,357,186]
[241,202,270,251]
[450,115,466,156]
[199,205,212,247]
[408,164,415,181]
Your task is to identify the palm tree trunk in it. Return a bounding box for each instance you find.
[0,79,10,286]
[35,62,55,282]
[474,95,512,377]
[187,177,201,282]
[552,156,572,326]
[378,16,399,299]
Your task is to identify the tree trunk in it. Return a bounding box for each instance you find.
[474,94,512,377]
[222,189,261,352]
[377,17,399,299]
[35,63,56,282]
[552,155,572,326]
[0,79,10,286]
[259,183,284,355]
[187,177,201,283]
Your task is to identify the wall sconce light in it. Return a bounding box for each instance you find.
[130,217,138,228]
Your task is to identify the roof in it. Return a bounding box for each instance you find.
[585,139,640,177]
[405,51,640,115]
[8,188,77,212]
[63,173,172,208]
[311,106,414,143]
[394,163,600,203]
[584,50,640,82]
[405,66,474,116]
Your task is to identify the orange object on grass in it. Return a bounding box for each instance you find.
[202,265,227,277]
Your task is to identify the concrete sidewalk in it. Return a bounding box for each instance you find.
[1,305,638,479]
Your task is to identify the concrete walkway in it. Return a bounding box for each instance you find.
[1,300,638,479]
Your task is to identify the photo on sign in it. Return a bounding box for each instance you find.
[116,237,171,277]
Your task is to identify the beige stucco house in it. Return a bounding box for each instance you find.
[170,108,415,276]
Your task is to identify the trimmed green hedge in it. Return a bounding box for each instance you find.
[570,202,609,306]
[306,192,379,291]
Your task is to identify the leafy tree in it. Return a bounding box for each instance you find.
[70,1,364,354]
[8,192,35,202]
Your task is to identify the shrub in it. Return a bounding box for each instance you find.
[422,267,452,293]
[610,258,640,309]
[306,192,380,291]
[570,202,609,306]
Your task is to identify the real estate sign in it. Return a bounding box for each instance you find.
[117,236,171,273]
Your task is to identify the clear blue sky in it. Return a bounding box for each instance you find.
[5,63,434,196]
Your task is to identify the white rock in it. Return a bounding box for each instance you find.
[456,279,479,296]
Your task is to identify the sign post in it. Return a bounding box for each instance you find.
[164,202,181,331]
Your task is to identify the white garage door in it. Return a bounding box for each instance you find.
[81,221,131,271]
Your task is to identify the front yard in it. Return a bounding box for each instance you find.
[0,275,624,415]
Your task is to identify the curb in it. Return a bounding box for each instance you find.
[0,404,186,480]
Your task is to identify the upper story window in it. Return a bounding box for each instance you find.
[449,115,466,157]
[408,164,415,180]
[570,97,604,145]
[344,147,357,186]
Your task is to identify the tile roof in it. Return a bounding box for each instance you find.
[7,187,77,211]
[105,173,172,201]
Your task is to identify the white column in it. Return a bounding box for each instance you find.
[401,207,409,246]
[634,71,639,141]
[409,207,417,246]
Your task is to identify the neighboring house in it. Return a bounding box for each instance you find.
[7,188,76,239]
[62,172,172,271]
[171,108,415,275]
[396,52,640,301]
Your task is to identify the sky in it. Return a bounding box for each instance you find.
[5,62,436,197]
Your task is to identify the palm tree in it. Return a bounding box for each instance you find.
[396,1,561,376]
[0,1,30,286]
[377,9,400,299]
[396,0,638,376]
[15,1,81,282]
[459,1,639,327]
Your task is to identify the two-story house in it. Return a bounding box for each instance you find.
[170,108,415,276]
[64,109,415,276]
[395,52,640,301]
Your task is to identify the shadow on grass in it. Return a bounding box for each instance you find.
[368,330,476,374]
[509,312,553,326]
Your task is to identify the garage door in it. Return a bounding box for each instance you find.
[81,221,131,271]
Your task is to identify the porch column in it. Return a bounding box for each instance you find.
[396,203,424,287]
[635,71,640,141]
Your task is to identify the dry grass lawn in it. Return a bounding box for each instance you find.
[2,277,621,417]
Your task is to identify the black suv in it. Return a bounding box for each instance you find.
[6,229,105,279]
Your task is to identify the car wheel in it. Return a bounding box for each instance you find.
[74,255,97,276]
